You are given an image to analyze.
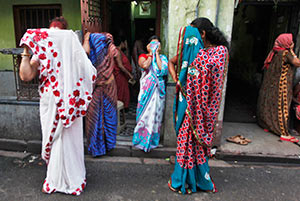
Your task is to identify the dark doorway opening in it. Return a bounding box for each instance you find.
[224,2,300,124]
[107,0,160,140]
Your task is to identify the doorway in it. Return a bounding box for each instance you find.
[107,0,160,141]
[225,1,300,124]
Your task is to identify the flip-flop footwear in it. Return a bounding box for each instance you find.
[239,135,252,143]
[179,188,192,195]
[280,136,299,143]
[168,179,192,195]
[168,179,178,192]
[226,135,248,145]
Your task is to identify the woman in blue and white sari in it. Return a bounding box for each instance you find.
[132,35,168,152]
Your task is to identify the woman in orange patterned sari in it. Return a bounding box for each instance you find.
[257,33,300,143]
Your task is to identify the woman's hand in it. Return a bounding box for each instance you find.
[19,45,39,81]
[84,32,91,42]
[83,32,91,55]
[290,42,295,51]
[23,46,30,55]
[146,43,151,54]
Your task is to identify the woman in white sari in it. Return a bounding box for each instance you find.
[19,17,96,195]
[132,36,168,152]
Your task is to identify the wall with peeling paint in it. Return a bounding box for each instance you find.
[162,0,235,147]
[164,0,235,59]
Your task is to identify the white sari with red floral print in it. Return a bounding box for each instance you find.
[20,29,96,195]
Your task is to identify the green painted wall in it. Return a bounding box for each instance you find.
[0,0,81,70]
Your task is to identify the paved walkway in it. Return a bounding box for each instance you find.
[1,152,300,201]
[220,122,300,160]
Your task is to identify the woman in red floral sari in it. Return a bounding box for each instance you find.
[168,17,229,194]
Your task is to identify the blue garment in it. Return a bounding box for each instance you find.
[173,26,204,135]
[86,33,118,157]
[170,157,215,194]
[132,43,168,152]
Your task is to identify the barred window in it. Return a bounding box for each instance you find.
[12,5,62,100]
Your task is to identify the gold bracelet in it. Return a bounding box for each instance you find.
[21,53,31,57]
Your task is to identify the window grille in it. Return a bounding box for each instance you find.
[12,5,62,101]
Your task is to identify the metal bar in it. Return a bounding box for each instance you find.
[48,8,51,24]
[36,9,39,28]
[30,9,33,28]
[24,9,27,33]
[42,9,45,26]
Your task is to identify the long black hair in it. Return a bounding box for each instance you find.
[191,17,229,48]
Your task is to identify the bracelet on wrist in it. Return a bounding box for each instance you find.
[21,53,31,57]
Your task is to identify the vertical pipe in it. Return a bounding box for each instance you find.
[195,0,201,18]
[215,0,220,26]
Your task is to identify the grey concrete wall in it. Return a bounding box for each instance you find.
[0,101,41,141]
[0,71,16,97]
[162,84,177,147]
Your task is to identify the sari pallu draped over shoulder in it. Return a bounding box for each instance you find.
[85,33,118,157]
[132,42,168,152]
[20,29,96,195]
[20,29,96,163]
[170,44,228,194]
[173,26,204,135]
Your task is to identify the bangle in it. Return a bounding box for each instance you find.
[21,53,31,57]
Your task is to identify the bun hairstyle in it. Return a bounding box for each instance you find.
[49,16,68,29]
[148,35,161,43]
[191,17,229,48]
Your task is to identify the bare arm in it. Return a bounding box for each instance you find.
[155,50,162,70]
[291,57,300,67]
[115,51,133,79]
[123,40,129,58]
[138,54,152,69]
[168,55,178,83]
[82,32,91,55]
[289,49,300,67]
[19,46,39,82]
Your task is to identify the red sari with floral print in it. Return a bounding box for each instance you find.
[176,45,228,168]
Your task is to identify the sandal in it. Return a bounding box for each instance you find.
[226,135,251,145]
[239,135,252,143]
[280,136,299,143]
[168,179,192,195]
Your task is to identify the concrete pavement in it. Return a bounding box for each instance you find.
[219,122,300,163]
[0,151,300,201]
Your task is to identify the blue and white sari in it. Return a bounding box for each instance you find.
[132,42,168,152]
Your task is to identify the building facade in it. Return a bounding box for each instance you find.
[1,0,299,151]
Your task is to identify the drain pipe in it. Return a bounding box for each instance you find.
[195,0,201,18]
[215,0,221,26]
